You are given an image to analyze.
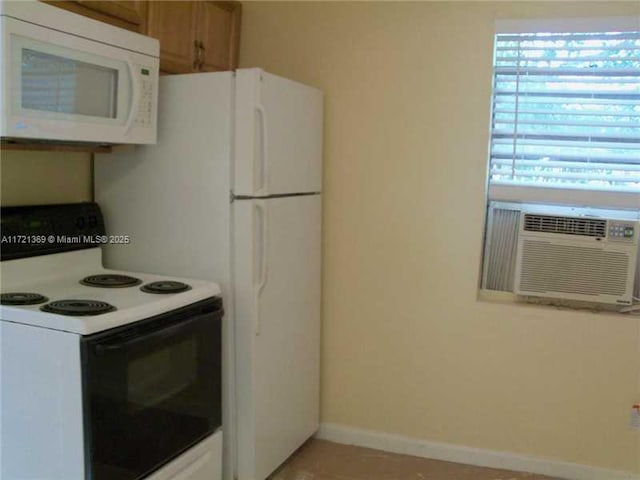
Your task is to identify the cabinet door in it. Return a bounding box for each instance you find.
[146,1,198,74]
[196,1,242,72]
[42,1,147,33]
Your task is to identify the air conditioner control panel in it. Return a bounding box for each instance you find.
[608,221,637,243]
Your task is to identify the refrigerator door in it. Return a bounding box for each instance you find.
[233,195,321,480]
[234,69,323,197]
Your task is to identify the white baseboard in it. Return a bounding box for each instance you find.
[316,423,640,480]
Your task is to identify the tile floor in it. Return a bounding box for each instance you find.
[271,439,563,480]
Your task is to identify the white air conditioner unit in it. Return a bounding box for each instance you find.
[514,211,639,306]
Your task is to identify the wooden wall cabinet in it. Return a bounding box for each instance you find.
[146,1,241,74]
[196,2,241,72]
[45,1,241,73]
[43,1,147,33]
[146,1,198,74]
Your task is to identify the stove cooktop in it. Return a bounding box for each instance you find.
[3,275,197,317]
[0,248,220,335]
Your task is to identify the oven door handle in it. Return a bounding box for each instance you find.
[93,314,206,355]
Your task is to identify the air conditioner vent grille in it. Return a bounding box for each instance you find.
[519,240,629,297]
[523,214,606,238]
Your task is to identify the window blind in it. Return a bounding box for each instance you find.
[489,31,640,193]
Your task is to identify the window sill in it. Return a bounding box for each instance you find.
[488,184,640,211]
[477,289,640,319]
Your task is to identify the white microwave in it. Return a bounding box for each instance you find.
[0,1,159,145]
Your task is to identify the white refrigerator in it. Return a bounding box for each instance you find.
[95,68,322,480]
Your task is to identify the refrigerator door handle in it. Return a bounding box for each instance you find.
[254,200,269,335]
[255,104,269,196]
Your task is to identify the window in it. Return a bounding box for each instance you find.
[480,20,640,305]
[487,26,640,207]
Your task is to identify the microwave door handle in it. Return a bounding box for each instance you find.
[124,57,140,135]
[93,314,205,355]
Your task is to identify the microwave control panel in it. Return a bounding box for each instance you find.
[133,67,155,128]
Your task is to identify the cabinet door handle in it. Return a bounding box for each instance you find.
[198,41,206,69]
[193,40,200,70]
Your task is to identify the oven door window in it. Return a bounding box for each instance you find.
[83,298,222,480]
[127,337,197,411]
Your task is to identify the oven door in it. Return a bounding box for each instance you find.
[82,297,222,480]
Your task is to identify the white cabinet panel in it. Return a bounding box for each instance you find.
[1,322,84,480]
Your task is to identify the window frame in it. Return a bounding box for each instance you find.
[487,16,640,210]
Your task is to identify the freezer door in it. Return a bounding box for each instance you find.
[234,69,323,196]
[233,195,321,480]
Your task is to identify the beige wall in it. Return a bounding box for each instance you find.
[0,151,92,206]
[240,1,640,474]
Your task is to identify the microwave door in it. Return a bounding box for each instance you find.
[1,15,158,144]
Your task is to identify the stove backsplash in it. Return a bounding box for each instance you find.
[0,151,92,207]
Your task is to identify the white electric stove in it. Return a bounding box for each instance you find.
[1,247,220,334]
[1,203,224,480]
